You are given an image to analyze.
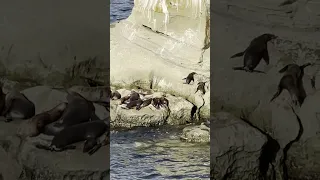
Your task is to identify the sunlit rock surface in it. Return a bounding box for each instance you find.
[110,88,196,128]
[110,0,210,120]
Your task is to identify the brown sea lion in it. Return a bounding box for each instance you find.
[16,102,68,137]
[136,98,152,110]
[111,90,121,100]
[2,90,35,122]
[35,119,109,155]
[43,91,99,136]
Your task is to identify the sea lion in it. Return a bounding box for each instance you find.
[270,63,313,106]
[2,90,35,122]
[16,102,68,137]
[183,72,197,84]
[43,91,99,136]
[121,99,143,110]
[111,90,121,100]
[152,97,169,109]
[136,98,152,110]
[119,90,141,105]
[119,95,130,104]
[195,82,207,94]
[231,33,278,73]
[129,90,140,101]
[35,119,109,154]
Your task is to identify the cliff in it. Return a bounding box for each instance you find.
[211,0,320,179]
[110,0,210,118]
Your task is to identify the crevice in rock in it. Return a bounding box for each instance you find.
[142,25,169,37]
[281,106,304,180]
[239,104,280,180]
[190,105,197,122]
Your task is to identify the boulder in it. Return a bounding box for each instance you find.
[210,112,276,179]
[0,121,109,180]
[180,124,210,143]
[287,135,320,180]
[110,90,196,128]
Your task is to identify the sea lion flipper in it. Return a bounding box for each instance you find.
[230,51,245,58]
[262,49,270,65]
[278,65,289,73]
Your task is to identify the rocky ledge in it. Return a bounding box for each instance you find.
[0,85,109,180]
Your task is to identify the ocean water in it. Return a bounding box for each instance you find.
[110,0,134,23]
[110,1,210,179]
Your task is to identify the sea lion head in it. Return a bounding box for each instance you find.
[83,138,97,153]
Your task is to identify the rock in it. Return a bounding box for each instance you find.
[22,86,67,114]
[68,86,110,102]
[110,100,169,128]
[287,135,320,180]
[0,85,110,179]
[210,112,272,179]
[180,124,210,143]
[166,94,195,125]
[21,86,108,119]
[0,122,109,180]
[110,88,196,128]
[110,0,210,107]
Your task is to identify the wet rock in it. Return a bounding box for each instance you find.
[180,124,210,143]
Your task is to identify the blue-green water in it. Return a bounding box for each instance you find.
[110,0,134,23]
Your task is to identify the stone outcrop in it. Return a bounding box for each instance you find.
[0,85,109,180]
[110,0,210,120]
[211,0,320,179]
[110,88,197,128]
[180,124,210,143]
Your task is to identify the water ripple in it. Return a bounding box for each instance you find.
[110,0,134,23]
[110,126,210,179]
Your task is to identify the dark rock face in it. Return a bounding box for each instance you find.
[0,86,110,180]
[211,1,320,179]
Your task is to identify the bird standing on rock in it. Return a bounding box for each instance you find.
[183,72,197,84]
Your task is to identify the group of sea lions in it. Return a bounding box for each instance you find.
[182,72,208,95]
[111,89,169,110]
[1,84,110,156]
[230,33,317,106]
